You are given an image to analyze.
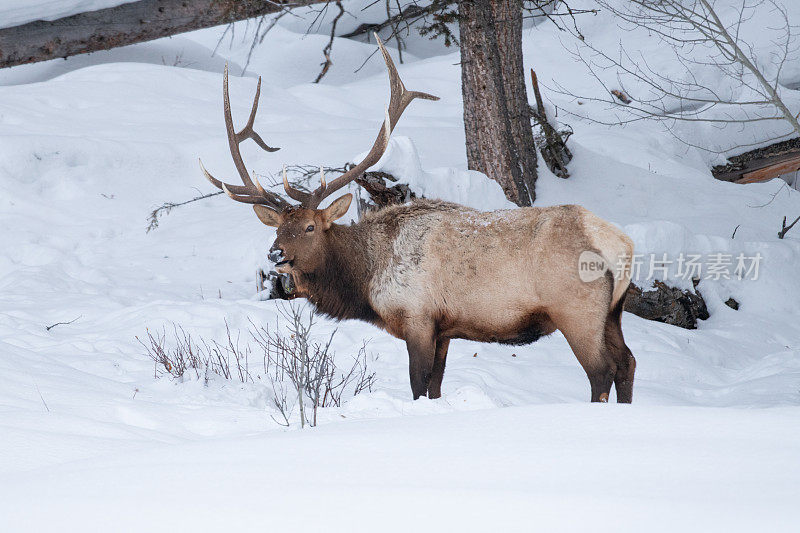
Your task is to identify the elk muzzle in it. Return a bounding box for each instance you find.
[268,247,285,264]
[269,246,293,274]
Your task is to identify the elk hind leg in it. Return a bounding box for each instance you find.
[556,313,615,403]
[604,298,636,403]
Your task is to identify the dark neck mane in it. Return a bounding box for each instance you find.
[296,223,379,323]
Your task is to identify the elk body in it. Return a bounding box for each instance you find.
[200,37,636,403]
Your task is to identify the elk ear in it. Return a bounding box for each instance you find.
[252,205,283,227]
[321,193,352,228]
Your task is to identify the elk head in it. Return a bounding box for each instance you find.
[198,35,438,282]
[256,190,353,276]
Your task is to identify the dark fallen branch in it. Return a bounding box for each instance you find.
[46,315,82,331]
[778,214,800,239]
[624,281,709,329]
[342,0,458,51]
[340,3,431,38]
[314,1,346,83]
[530,69,572,179]
[356,170,416,207]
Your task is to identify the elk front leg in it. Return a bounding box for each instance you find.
[405,324,436,400]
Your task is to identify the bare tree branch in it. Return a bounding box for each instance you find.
[554,0,800,154]
[778,214,800,238]
[315,1,346,82]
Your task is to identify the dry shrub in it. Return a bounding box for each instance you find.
[138,303,375,427]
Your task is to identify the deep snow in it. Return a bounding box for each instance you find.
[1,1,799,531]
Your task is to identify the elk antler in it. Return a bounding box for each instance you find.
[198,63,291,210]
[200,36,438,212]
[283,34,440,209]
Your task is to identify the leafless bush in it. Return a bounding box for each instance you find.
[137,304,375,427]
[252,304,376,426]
[137,322,250,382]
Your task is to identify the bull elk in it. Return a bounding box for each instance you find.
[199,37,636,403]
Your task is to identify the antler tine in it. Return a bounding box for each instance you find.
[282,165,311,203]
[198,157,262,197]
[199,63,290,210]
[218,182,282,205]
[223,63,258,189]
[200,158,291,209]
[375,34,439,125]
[302,34,440,209]
[237,74,279,154]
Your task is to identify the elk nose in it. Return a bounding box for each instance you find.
[268,248,285,264]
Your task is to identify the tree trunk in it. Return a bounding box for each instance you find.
[0,0,325,70]
[458,0,538,206]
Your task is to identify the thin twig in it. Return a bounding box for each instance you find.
[387,0,404,64]
[748,182,789,208]
[146,191,223,233]
[34,383,50,412]
[778,214,800,239]
[45,315,82,331]
[314,1,345,83]
[524,0,597,40]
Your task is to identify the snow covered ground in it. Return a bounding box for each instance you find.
[1,1,799,531]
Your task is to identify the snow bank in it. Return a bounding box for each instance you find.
[366,136,514,210]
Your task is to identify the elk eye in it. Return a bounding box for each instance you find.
[305,224,315,233]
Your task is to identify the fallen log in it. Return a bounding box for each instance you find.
[735,153,800,184]
[0,0,326,70]
[624,281,709,329]
[712,137,800,184]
